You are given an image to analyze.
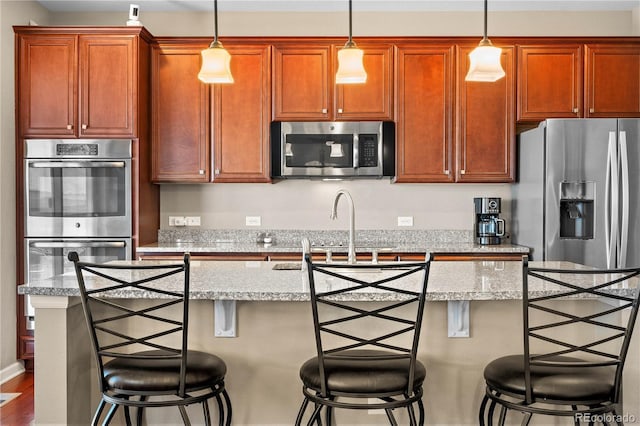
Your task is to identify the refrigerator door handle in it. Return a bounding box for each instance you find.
[619,131,629,268]
[605,131,618,269]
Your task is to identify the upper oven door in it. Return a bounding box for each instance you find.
[25,158,132,237]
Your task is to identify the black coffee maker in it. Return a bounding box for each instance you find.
[474,197,505,245]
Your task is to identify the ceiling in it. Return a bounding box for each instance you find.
[35,0,640,13]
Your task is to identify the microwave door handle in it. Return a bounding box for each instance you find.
[353,134,359,169]
[29,241,127,248]
[29,161,126,168]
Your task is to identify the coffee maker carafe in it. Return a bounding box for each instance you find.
[474,197,505,245]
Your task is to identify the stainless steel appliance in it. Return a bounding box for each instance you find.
[474,197,505,245]
[23,139,134,329]
[512,119,640,268]
[24,139,132,237]
[271,121,395,178]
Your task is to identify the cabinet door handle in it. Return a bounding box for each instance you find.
[337,108,343,113]
[66,124,73,130]
[199,169,205,175]
[590,108,595,113]
[214,169,220,175]
[321,108,328,114]
[573,107,579,113]
[460,169,466,175]
[81,124,88,130]
[444,169,450,175]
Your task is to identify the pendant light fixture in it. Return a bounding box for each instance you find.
[335,0,367,84]
[198,0,234,84]
[465,0,505,82]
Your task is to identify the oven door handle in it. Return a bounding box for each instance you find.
[28,161,126,168]
[29,241,127,248]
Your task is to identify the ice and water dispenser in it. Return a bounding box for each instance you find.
[559,181,594,239]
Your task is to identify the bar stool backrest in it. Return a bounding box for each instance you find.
[522,256,640,405]
[68,252,192,397]
[304,253,432,397]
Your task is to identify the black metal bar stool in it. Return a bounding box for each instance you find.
[479,256,640,426]
[295,253,432,425]
[68,251,232,426]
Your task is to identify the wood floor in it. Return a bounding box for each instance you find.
[0,372,34,426]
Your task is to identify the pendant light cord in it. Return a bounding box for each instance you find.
[348,0,353,44]
[482,0,488,42]
[214,0,219,43]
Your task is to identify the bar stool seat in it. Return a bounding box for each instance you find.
[300,349,427,394]
[104,350,227,393]
[484,354,615,403]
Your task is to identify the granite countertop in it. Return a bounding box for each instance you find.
[136,229,530,255]
[19,259,635,302]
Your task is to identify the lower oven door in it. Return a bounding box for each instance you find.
[24,238,132,330]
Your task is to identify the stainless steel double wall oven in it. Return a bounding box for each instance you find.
[23,139,133,328]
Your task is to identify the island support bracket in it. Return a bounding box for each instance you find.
[214,300,237,337]
[447,300,470,338]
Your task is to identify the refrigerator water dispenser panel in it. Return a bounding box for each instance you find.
[559,181,595,240]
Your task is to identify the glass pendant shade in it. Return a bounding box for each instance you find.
[198,41,234,84]
[336,44,367,84]
[465,39,505,82]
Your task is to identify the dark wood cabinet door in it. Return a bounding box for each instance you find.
[18,35,77,137]
[335,44,394,121]
[151,43,210,182]
[212,45,271,182]
[585,44,640,117]
[517,44,583,121]
[395,45,455,182]
[457,44,515,183]
[273,45,331,120]
[79,35,136,136]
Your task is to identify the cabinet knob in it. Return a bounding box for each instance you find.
[214,169,220,175]
[81,124,88,130]
[589,108,595,113]
[460,169,466,175]
[573,108,579,113]
[66,124,73,130]
[199,169,205,175]
[321,108,328,114]
[337,108,343,113]
[444,169,450,175]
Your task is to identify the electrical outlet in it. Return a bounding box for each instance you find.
[397,216,414,227]
[245,216,261,226]
[185,216,201,226]
[169,216,186,226]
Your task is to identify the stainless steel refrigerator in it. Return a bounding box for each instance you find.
[511,119,640,268]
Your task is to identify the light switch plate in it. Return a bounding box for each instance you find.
[185,216,201,226]
[169,216,186,226]
[397,216,414,227]
[245,216,261,226]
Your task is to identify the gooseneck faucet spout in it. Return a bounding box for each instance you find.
[331,189,356,264]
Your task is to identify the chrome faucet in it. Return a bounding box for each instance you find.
[331,189,356,264]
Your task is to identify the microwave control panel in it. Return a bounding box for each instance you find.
[358,134,378,168]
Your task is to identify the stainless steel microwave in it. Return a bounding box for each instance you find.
[271,121,395,178]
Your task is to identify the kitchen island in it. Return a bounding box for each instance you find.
[19,259,640,425]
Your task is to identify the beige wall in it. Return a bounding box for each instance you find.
[2,3,638,373]
[0,1,49,377]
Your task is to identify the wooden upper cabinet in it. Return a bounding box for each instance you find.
[16,30,142,138]
[79,35,137,136]
[151,43,210,182]
[585,44,640,118]
[395,44,455,182]
[18,35,77,137]
[272,42,393,121]
[335,43,394,121]
[517,44,583,121]
[273,45,331,120]
[457,44,516,183]
[212,44,271,182]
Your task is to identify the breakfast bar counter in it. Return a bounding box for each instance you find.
[19,259,640,425]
